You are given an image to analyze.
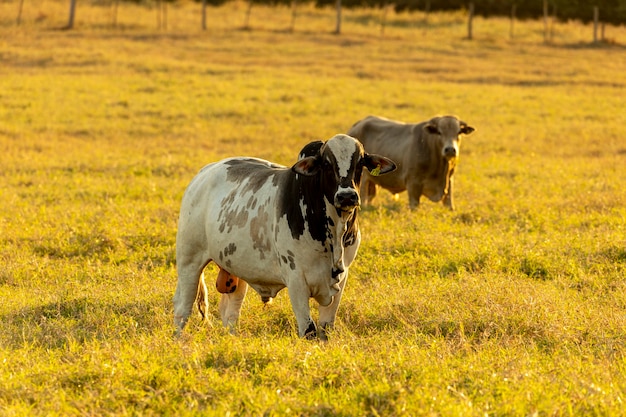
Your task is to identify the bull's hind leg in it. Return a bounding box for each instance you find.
[218,279,248,333]
[173,253,210,334]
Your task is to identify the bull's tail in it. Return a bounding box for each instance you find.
[195,272,208,321]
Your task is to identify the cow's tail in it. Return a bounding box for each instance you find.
[195,271,208,321]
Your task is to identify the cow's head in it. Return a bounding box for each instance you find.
[425,116,475,161]
[292,134,396,213]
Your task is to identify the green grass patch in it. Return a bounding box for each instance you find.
[1,0,626,415]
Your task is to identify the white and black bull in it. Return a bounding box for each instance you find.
[173,134,396,339]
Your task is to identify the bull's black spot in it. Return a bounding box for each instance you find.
[223,243,237,256]
[226,278,233,287]
[229,285,237,293]
[250,202,272,260]
[279,252,297,270]
[277,142,329,244]
[224,159,279,195]
[244,195,259,210]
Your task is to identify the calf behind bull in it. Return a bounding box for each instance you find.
[348,115,475,210]
[173,134,396,339]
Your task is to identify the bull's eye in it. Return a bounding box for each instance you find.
[426,125,441,135]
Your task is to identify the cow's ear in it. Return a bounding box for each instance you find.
[460,122,475,135]
[364,154,396,176]
[292,156,321,176]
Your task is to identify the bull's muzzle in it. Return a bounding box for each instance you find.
[443,146,457,159]
[334,189,360,211]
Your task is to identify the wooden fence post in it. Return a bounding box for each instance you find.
[335,0,342,34]
[593,6,599,43]
[510,4,516,39]
[67,0,77,29]
[202,0,207,30]
[543,0,548,42]
[467,2,474,40]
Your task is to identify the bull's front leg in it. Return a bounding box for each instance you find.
[318,272,348,341]
[407,180,424,210]
[443,175,455,210]
[287,277,317,339]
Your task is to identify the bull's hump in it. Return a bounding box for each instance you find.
[223,158,289,194]
[224,158,285,178]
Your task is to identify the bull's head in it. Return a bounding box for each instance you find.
[425,116,475,161]
[292,134,396,213]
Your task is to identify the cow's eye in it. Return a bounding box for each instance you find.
[426,125,440,135]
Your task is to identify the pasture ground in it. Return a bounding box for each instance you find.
[1,0,626,415]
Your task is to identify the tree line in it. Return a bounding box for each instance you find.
[16,0,625,41]
[323,0,624,39]
[223,0,626,25]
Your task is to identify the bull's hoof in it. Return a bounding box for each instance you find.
[318,322,333,342]
[303,321,318,340]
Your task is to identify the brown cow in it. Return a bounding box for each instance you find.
[348,115,475,210]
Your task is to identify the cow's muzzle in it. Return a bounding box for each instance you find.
[334,189,360,211]
[443,146,457,160]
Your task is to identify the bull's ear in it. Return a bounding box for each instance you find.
[460,122,475,135]
[292,156,321,176]
[364,154,396,176]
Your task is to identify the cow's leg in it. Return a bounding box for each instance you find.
[218,279,248,333]
[318,273,348,341]
[407,182,423,210]
[409,194,421,209]
[287,279,317,339]
[443,175,455,210]
[359,175,377,206]
[366,181,377,204]
[173,253,210,334]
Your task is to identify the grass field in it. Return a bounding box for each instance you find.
[1,0,626,415]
